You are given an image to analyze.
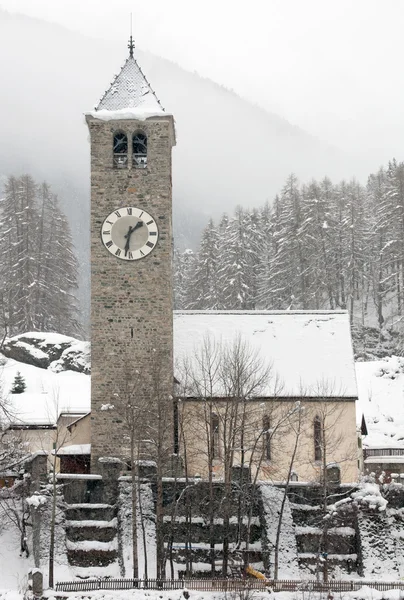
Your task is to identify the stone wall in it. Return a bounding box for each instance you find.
[87,114,175,470]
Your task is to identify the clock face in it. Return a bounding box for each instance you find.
[101,207,159,260]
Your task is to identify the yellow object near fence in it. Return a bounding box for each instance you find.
[246,565,268,581]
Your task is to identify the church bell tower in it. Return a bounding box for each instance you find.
[86,38,176,470]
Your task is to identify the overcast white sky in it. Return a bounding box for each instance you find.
[1,0,404,159]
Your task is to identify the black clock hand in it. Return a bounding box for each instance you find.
[124,221,143,255]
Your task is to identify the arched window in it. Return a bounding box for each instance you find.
[314,416,322,462]
[263,415,271,460]
[113,132,128,169]
[133,132,148,168]
[211,413,220,459]
[290,471,299,482]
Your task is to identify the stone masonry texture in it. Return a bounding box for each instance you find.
[87,116,175,470]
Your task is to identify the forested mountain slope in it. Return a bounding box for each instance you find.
[175,163,404,340]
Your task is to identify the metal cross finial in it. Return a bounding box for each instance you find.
[128,35,135,58]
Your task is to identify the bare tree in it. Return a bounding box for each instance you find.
[118,344,174,580]
[179,334,282,575]
[273,401,305,580]
[301,384,357,583]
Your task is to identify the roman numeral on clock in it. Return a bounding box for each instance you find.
[103,230,111,235]
[149,232,157,236]
[146,241,154,248]
[146,220,153,225]
[106,240,113,248]
[115,248,121,257]
[128,251,133,259]
[127,207,132,215]
[114,210,121,218]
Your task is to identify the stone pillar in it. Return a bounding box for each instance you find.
[25,453,48,494]
[28,569,43,598]
[137,460,157,481]
[326,463,341,488]
[231,464,251,484]
[170,454,184,478]
[98,457,123,504]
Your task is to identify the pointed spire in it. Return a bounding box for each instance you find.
[95,39,164,113]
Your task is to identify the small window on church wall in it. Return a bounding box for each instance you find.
[211,413,220,459]
[133,132,148,169]
[314,416,322,462]
[113,132,128,169]
[263,415,271,460]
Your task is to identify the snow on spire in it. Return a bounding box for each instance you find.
[94,38,165,114]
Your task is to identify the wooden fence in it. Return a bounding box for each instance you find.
[55,578,404,593]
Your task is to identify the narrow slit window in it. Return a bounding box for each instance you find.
[113,132,128,169]
[263,415,271,460]
[211,413,220,459]
[133,132,148,169]
[314,416,322,461]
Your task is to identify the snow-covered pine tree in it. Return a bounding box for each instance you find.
[367,168,396,328]
[0,175,38,334]
[173,247,195,309]
[0,175,81,337]
[187,219,221,309]
[217,207,257,310]
[11,371,26,394]
[301,178,337,309]
[265,174,309,309]
[382,160,404,321]
[41,192,81,335]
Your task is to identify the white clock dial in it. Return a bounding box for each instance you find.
[101,207,158,260]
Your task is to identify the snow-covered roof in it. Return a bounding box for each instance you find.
[94,55,164,114]
[356,356,404,449]
[56,444,91,456]
[173,310,358,398]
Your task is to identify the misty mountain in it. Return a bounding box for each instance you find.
[0,10,360,329]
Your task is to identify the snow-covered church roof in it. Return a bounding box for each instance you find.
[174,310,358,398]
[90,39,166,120]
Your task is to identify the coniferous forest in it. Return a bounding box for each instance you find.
[175,160,404,339]
[0,175,80,338]
[2,160,404,344]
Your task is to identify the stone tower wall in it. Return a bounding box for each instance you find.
[87,115,175,469]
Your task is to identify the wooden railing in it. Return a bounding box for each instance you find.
[364,448,404,458]
[55,578,404,593]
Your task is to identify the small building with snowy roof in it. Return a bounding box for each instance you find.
[356,356,404,483]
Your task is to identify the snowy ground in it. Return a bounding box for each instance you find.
[355,357,404,449]
[0,355,90,425]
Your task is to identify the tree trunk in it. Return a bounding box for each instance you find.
[131,436,139,580]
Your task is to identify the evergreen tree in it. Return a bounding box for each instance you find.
[11,372,26,394]
[173,248,195,309]
[0,175,81,337]
[217,208,257,310]
[188,219,221,309]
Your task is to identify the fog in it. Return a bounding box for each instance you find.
[1,4,403,329]
[1,0,403,167]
